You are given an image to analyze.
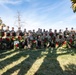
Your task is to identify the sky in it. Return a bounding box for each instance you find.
[0,0,76,31]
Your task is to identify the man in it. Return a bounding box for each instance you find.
[23,32,28,49]
[0,25,4,49]
[16,27,23,36]
[0,25,4,38]
[49,29,54,39]
[5,26,10,35]
[27,31,34,49]
[4,26,11,49]
[58,29,65,47]
[10,27,16,37]
[70,27,75,40]
[53,29,58,47]
[67,27,76,48]
[10,27,16,49]
[23,29,27,35]
[48,29,55,48]
[64,28,69,40]
[16,27,24,49]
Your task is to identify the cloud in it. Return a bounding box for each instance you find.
[21,0,72,31]
[0,0,76,31]
[0,0,23,14]
[24,0,32,2]
[0,0,33,5]
[0,0,22,5]
[0,3,11,11]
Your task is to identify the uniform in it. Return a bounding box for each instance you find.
[0,29,4,49]
[4,26,11,49]
[10,27,16,49]
[16,27,24,48]
[64,28,69,40]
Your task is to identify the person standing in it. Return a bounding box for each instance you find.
[70,27,75,40]
[0,25,4,49]
[64,28,69,40]
[10,27,16,49]
[3,26,11,49]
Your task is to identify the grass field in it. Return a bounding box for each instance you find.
[0,47,76,75]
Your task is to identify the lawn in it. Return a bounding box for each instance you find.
[0,47,76,75]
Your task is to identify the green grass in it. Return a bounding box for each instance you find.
[0,48,76,75]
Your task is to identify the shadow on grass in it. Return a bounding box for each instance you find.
[0,48,76,75]
[34,48,63,75]
[0,49,43,75]
[0,49,13,54]
[0,49,23,59]
[64,64,76,75]
[34,48,76,75]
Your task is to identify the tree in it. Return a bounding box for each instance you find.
[14,11,24,29]
[71,0,76,13]
[0,17,6,27]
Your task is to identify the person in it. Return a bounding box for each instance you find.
[58,29,64,46]
[10,27,16,49]
[0,25,4,38]
[64,28,69,40]
[10,27,16,37]
[27,31,33,49]
[70,27,75,40]
[48,29,55,48]
[23,29,27,35]
[16,27,23,36]
[53,29,58,42]
[16,27,24,48]
[37,35,42,49]
[36,28,42,36]
[5,26,10,36]
[0,25,4,49]
[1,26,10,49]
[23,32,28,49]
[49,29,54,39]
[66,27,76,48]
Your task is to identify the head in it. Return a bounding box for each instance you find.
[0,25,3,29]
[24,29,26,32]
[33,29,35,32]
[71,27,73,30]
[66,28,68,30]
[18,27,21,30]
[54,29,57,32]
[49,29,52,32]
[43,29,45,32]
[6,26,9,30]
[12,27,14,30]
[59,29,62,32]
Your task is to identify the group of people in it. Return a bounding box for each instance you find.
[0,25,76,50]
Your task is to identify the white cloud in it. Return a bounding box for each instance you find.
[0,3,11,11]
[0,0,76,32]
[0,0,22,12]
[20,0,73,31]
[0,0,22,5]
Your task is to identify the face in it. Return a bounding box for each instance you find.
[24,29,26,32]
[18,27,21,30]
[71,28,73,30]
[66,28,68,30]
[49,29,52,32]
[12,27,14,30]
[0,26,3,29]
[7,26,9,30]
[54,30,57,32]
[59,29,61,32]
